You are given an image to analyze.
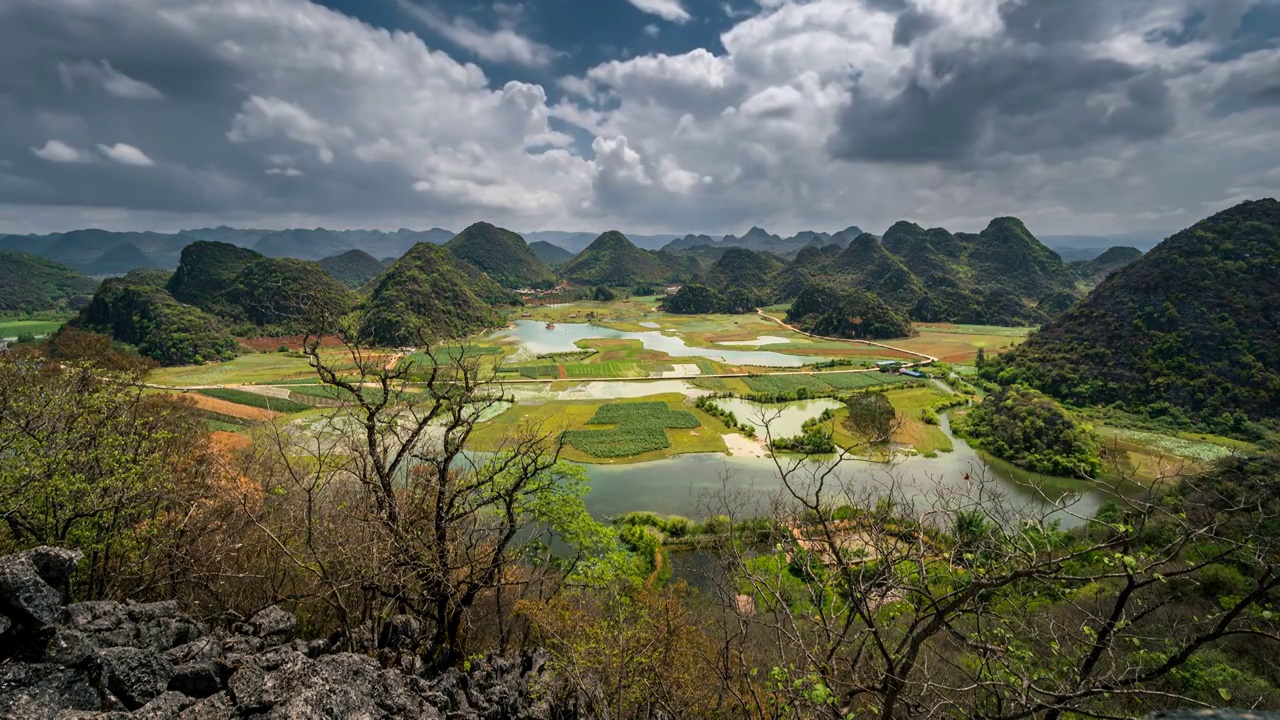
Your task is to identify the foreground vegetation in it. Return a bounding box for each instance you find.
[3,339,1278,718]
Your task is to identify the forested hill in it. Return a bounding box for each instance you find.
[559,231,693,286]
[318,249,387,289]
[774,217,1079,326]
[988,198,1280,423]
[444,222,554,289]
[0,251,98,312]
[357,243,505,346]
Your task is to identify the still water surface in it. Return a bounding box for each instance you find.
[578,415,1125,529]
[489,320,821,367]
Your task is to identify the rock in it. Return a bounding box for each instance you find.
[174,691,235,719]
[0,662,102,718]
[0,547,587,718]
[18,546,83,588]
[97,646,174,710]
[41,627,97,667]
[0,554,62,628]
[380,613,424,651]
[168,660,225,700]
[242,606,295,645]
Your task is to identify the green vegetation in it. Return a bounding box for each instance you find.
[563,401,701,458]
[68,277,238,366]
[0,251,97,312]
[528,240,574,266]
[196,388,312,413]
[956,385,1102,478]
[0,316,69,339]
[776,219,1079,326]
[771,411,836,453]
[445,222,554,289]
[166,240,263,314]
[559,231,693,286]
[317,248,386,289]
[358,242,505,346]
[660,283,761,315]
[742,371,917,397]
[1071,245,1142,283]
[694,396,756,436]
[225,256,356,333]
[987,199,1280,429]
[786,284,914,340]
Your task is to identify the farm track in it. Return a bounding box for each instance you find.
[144,311,939,391]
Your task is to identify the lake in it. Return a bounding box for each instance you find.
[489,320,821,368]
[578,415,1127,529]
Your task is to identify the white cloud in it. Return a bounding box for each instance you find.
[3,0,1279,237]
[397,1,556,67]
[58,60,163,100]
[228,95,349,164]
[31,139,88,163]
[643,24,660,38]
[626,0,691,23]
[97,143,155,166]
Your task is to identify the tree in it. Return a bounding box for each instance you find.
[975,345,986,368]
[0,346,209,598]
[845,391,896,442]
[702,431,1280,719]
[243,316,610,668]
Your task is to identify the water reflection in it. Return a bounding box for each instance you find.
[489,320,821,367]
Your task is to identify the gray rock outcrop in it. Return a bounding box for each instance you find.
[0,547,574,719]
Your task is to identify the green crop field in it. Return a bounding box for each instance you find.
[742,375,833,394]
[564,401,701,458]
[148,352,323,387]
[819,372,918,390]
[197,388,312,414]
[0,317,70,338]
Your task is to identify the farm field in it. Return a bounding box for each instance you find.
[0,316,70,338]
[469,393,730,464]
[197,388,313,414]
[890,325,1031,364]
[148,352,322,386]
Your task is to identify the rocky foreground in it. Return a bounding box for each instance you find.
[0,547,573,719]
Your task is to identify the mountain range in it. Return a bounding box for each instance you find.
[2,221,1159,277]
[30,208,1190,369]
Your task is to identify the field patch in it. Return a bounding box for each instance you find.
[0,317,69,338]
[564,401,701,458]
[197,388,312,414]
[742,372,920,395]
[891,328,1028,364]
[178,392,280,421]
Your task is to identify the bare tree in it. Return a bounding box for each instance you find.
[228,318,606,668]
[706,413,1280,718]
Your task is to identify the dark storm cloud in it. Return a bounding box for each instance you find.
[0,0,460,219]
[892,9,937,47]
[830,1,1178,165]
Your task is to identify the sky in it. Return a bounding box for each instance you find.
[1,0,1278,238]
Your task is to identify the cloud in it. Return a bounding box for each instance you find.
[97,142,155,166]
[397,1,557,67]
[643,24,661,38]
[31,139,88,163]
[0,0,1278,238]
[58,60,163,100]
[625,0,691,23]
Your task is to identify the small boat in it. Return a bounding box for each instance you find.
[545,322,556,330]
